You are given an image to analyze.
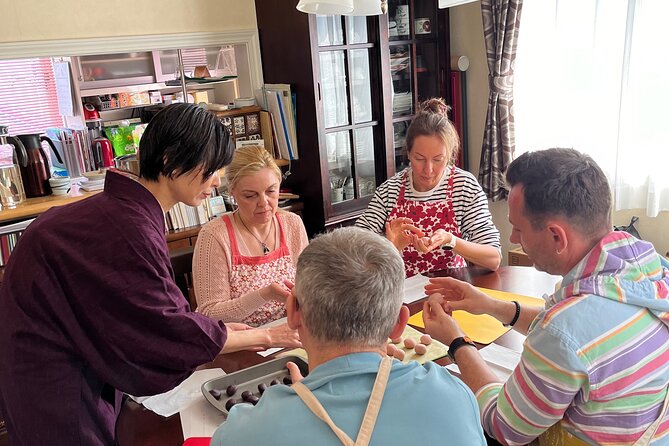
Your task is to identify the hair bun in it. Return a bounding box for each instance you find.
[419,98,451,117]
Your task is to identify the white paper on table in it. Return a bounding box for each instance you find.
[180,396,227,440]
[403,274,430,304]
[129,368,225,417]
[256,317,287,358]
[257,347,282,357]
[445,343,522,382]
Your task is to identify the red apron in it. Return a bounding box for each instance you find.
[388,167,467,277]
[223,214,293,327]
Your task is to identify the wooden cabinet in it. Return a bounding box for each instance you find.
[255,0,450,235]
[386,0,450,172]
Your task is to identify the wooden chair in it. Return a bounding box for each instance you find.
[169,245,197,311]
[0,417,7,446]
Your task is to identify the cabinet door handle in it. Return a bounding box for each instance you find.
[317,82,321,101]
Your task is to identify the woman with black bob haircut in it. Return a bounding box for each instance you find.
[139,102,234,183]
[0,103,300,446]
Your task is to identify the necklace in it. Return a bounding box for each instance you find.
[236,211,274,255]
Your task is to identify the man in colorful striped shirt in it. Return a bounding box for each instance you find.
[423,148,669,445]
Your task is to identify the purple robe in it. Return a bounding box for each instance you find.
[0,171,227,445]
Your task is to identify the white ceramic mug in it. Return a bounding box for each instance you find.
[331,187,344,203]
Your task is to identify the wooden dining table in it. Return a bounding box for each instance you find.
[115,265,560,446]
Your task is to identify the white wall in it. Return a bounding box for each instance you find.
[449,2,669,262]
[0,0,257,43]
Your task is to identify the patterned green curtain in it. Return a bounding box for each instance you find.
[478,0,523,201]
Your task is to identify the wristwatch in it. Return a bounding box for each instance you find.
[448,336,476,363]
[441,235,457,250]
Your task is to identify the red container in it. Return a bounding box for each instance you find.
[92,137,114,169]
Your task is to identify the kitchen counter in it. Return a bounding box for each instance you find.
[0,191,101,224]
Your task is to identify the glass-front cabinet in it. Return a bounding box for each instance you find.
[316,15,381,215]
[255,0,449,235]
[386,0,449,172]
[76,52,157,88]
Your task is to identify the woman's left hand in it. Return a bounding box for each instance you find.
[413,229,453,253]
[259,282,292,303]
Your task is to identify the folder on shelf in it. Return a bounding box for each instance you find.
[262,84,299,160]
[259,111,278,158]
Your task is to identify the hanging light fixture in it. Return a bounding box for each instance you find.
[438,0,478,8]
[296,0,354,15]
[344,0,387,15]
[296,0,387,15]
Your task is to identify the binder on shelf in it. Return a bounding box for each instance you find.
[259,111,278,158]
[261,84,299,160]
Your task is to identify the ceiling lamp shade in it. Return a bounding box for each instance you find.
[438,0,478,8]
[296,0,354,15]
[344,0,386,15]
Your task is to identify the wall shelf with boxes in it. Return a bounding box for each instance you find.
[71,46,242,128]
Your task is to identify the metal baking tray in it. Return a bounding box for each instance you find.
[201,355,309,418]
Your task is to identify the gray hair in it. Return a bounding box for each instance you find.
[295,227,405,347]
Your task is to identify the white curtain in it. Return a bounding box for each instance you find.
[514,0,669,217]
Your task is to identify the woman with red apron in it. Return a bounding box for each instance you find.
[356,98,501,275]
[388,166,467,277]
[224,213,294,326]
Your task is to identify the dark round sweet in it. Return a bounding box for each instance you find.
[258,383,267,394]
[208,388,222,400]
[247,395,260,405]
[241,390,253,401]
[270,379,281,386]
[225,398,237,411]
[226,384,237,397]
[282,376,293,385]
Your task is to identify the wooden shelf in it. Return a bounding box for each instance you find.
[80,78,236,98]
[211,105,261,118]
[0,192,101,224]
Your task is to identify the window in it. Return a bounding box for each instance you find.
[514,0,669,217]
[0,58,64,134]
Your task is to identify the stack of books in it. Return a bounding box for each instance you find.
[165,193,228,232]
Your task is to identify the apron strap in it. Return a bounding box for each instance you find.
[292,356,393,446]
[355,356,392,446]
[632,386,669,446]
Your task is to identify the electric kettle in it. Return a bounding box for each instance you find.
[92,136,114,169]
[15,133,64,197]
[0,125,27,208]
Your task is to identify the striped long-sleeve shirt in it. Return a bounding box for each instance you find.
[478,231,669,445]
[355,167,501,250]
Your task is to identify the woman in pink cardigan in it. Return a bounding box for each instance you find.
[193,146,309,326]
